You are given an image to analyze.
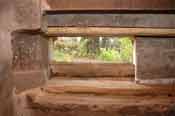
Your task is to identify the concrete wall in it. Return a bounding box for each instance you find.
[12,32,48,92]
[13,0,41,30]
[135,37,175,84]
[12,32,43,71]
[0,1,16,116]
[11,0,49,92]
[51,63,134,78]
[0,0,41,115]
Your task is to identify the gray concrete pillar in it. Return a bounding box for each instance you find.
[0,0,41,115]
[135,37,175,85]
[12,31,49,92]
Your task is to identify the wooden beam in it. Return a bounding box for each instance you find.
[46,27,175,37]
[44,0,175,11]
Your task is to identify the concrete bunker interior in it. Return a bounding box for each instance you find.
[1,0,175,116]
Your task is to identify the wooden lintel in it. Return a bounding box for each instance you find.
[46,27,175,37]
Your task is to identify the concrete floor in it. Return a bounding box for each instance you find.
[14,78,175,116]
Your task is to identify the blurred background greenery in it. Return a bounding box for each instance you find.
[51,37,133,63]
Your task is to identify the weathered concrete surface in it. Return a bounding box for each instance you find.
[13,71,46,92]
[11,0,49,92]
[12,32,45,71]
[14,85,175,116]
[45,14,175,28]
[0,0,41,115]
[13,0,41,30]
[43,0,175,11]
[135,37,175,84]
[51,63,134,78]
[12,31,49,92]
[45,78,175,96]
[0,0,15,116]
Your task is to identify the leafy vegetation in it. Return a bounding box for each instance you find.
[98,48,120,61]
[52,37,133,63]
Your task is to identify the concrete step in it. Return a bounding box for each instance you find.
[14,78,175,116]
[44,78,175,96]
[15,88,175,116]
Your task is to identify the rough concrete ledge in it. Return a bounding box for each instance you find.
[136,78,175,85]
[51,63,134,78]
[14,88,175,116]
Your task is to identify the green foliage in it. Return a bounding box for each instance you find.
[77,39,89,57]
[118,37,133,63]
[97,48,120,61]
[52,37,133,63]
[97,37,133,62]
[53,50,73,62]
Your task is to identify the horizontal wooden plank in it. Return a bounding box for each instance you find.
[46,27,175,37]
[50,63,134,77]
[45,14,175,28]
[43,0,175,11]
